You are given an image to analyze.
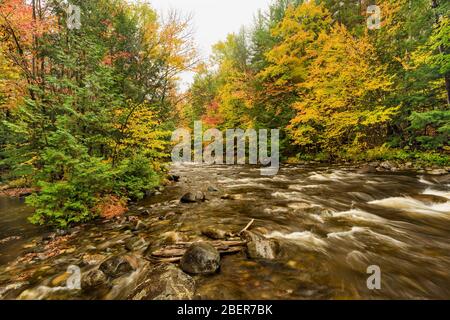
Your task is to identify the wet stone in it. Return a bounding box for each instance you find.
[99,256,134,278]
[125,237,149,252]
[180,242,220,275]
[130,264,195,300]
[181,192,206,203]
[81,269,108,289]
[201,227,227,240]
[82,253,106,266]
[241,231,279,260]
[207,186,219,192]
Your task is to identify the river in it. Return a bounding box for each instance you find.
[0,163,449,299]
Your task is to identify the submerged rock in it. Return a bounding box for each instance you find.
[81,269,108,289]
[168,174,181,182]
[180,242,220,274]
[161,231,187,244]
[207,186,219,192]
[130,264,195,300]
[125,237,149,252]
[82,253,106,266]
[241,231,279,260]
[357,164,377,174]
[99,256,134,278]
[201,227,227,240]
[181,192,206,203]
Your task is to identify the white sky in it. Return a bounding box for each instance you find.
[148,0,273,90]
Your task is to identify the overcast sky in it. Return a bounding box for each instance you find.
[148,0,272,89]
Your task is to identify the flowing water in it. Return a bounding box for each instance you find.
[0,164,449,300]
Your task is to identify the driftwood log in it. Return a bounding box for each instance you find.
[151,240,246,262]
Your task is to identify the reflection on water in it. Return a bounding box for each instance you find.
[0,164,449,299]
[0,197,45,265]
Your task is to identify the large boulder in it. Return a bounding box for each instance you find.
[241,231,279,260]
[180,242,220,274]
[130,264,195,300]
[181,192,206,203]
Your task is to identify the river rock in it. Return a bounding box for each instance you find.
[427,169,448,175]
[81,269,108,289]
[357,164,377,174]
[221,194,244,200]
[180,243,220,274]
[125,237,149,252]
[241,231,279,260]
[82,253,106,266]
[161,231,187,244]
[130,264,195,300]
[168,174,181,182]
[99,255,134,278]
[181,192,206,203]
[207,186,219,192]
[201,227,227,240]
[379,161,396,171]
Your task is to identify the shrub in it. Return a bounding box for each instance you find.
[114,154,160,201]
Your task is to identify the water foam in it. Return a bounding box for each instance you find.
[422,188,450,200]
[369,197,450,216]
[330,209,386,223]
[266,231,327,249]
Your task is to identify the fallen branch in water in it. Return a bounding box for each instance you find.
[239,219,255,235]
[151,240,246,260]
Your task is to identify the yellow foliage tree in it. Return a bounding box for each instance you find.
[111,102,171,163]
[0,43,24,111]
[288,24,398,155]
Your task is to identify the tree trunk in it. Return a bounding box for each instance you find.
[445,72,450,106]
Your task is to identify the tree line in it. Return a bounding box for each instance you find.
[182,0,449,164]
